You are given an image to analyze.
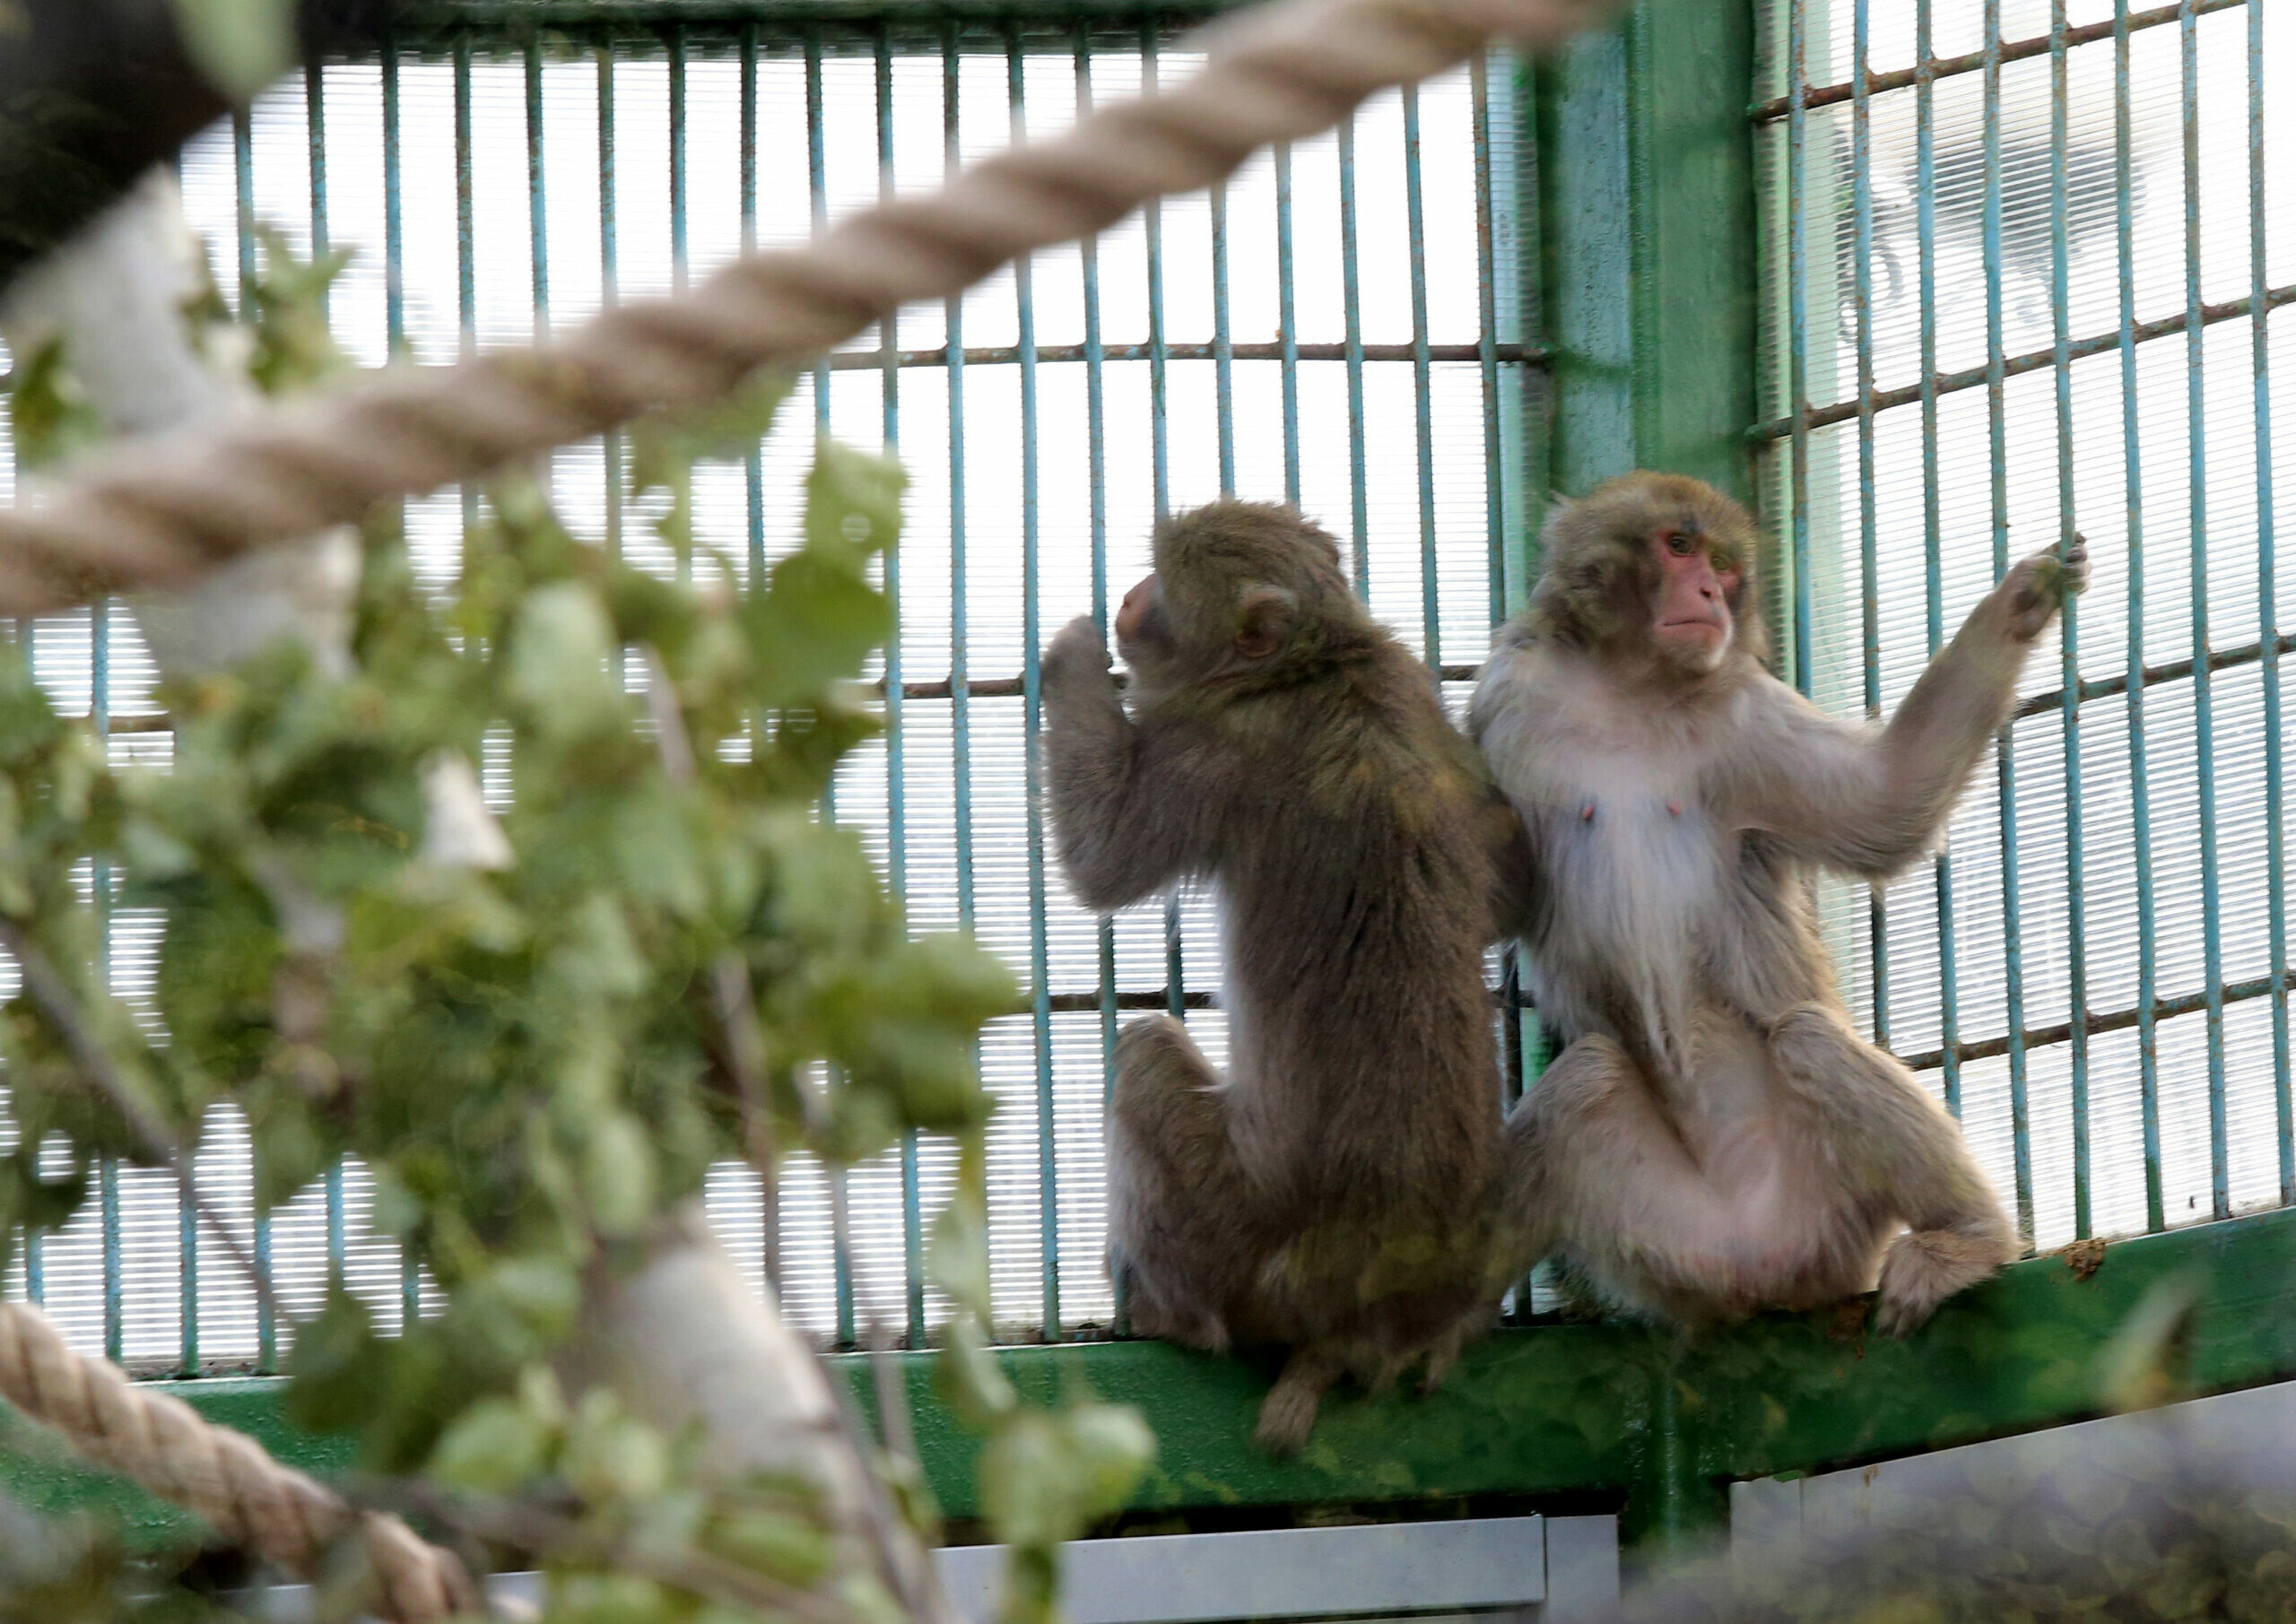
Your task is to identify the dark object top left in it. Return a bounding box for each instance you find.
[0,0,396,291]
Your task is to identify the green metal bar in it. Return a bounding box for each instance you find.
[1209,167,1233,496]
[670,25,690,298]
[803,22,857,1348]
[1784,0,1809,692]
[526,34,548,339]
[1899,971,2287,1077]
[390,0,1236,32]
[943,23,978,981]
[1009,25,1061,1340]
[2253,0,2292,1207]
[2180,0,2229,1221]
[1471,52,1504,638]
[599,39,626,603]
[1979,0,2035,1240]
[1274,135,1300,508]
[808,25,831,445]
[2046,0,2092,1238]
[1753,279,2296,444]
[873,20,923,1345]
[1138,15,1183,1023]
[1402,82,1439,671]
[2115,0,2163,1234]
[1749,0,2239,123]
[1074,28,1122,1333]
[52,1207,2296,1544]
[1850,0,1884,1049]
[1337,111,1369,596]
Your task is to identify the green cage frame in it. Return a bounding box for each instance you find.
[7,0,2295,1571]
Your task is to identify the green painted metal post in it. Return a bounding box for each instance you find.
[1529,0,1756,517]
[1522,0,1755,1554]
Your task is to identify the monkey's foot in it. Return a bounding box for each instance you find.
[1874,1228,2008,1336]
[1253,1350,1341,1456]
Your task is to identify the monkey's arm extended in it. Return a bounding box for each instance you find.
[1041,615,1229,911]
[1731,539,2087,878]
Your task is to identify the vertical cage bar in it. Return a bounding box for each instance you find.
[944,22,978,958]
[1211,170,1235,495]
[807,27,830,443]
[811,22,856,1347]
[1076,37,1121,1302]
[1338,112,1370,596]
[1981,0,2037,1239]
[741,23,762,586]
[871,22,921,1345]
[94,599,118,1362]
[2114,0,2162,1229]
[1007,30,1061,1337]
[600,40,624,582]
[1275,135,1301,507]
[1139,17,1185,1020]
[18,612,36,1300]
[1916,0,1965,1117]
[1403,82,1439,669]
[526,35,548,340]
[1851,0,1886,1049]
[1472,52,1505,637]
[1785,0,1812,693]
[668,24,693,596]
[2180,0,2229,1220]
[456,32,476,361]
[2253,0,2292,1204]
[2049,0,2092,1239]
[669,26,689,297]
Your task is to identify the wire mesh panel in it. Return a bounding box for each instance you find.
[0,9,1540,1364]
[1756,0,2292,1250]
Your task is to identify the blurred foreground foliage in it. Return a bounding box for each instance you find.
[0,230,1148,1621]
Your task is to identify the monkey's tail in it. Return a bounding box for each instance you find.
[1253,1350,1342,1456]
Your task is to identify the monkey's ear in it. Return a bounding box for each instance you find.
[1234,585,1297,660]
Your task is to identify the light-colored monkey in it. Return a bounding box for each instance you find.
[1042,500,1518,1452]
[1472,472,2085,1333]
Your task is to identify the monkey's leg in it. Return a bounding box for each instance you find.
[1106,1014,1255,1354]
[1502,1035,1743,1321]
[1768,1003,2020,1334]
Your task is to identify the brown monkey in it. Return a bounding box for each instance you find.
[1041,500,1512,1452]
[1471,472,2085,1334]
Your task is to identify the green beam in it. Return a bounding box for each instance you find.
[11,1210,2296,1552]
[1532,0,1756,507]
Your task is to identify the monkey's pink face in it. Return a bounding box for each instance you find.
[1649,528,1739,669]
[1115,573,1175,666]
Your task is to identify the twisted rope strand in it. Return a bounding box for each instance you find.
[0,1301,477,1622]
[0,0,1609,615]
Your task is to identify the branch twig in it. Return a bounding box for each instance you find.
[639,648,957,1624]
[353,1475,851,1624]
[0,918,293,1333]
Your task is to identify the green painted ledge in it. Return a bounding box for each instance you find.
[11,1207,2296,1551]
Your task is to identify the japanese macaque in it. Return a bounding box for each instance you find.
[1041,500,1515,1453]
[1472,472,2085,1334]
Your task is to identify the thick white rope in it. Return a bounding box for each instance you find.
[0,0,1610,615]
[0,1300,477,1621]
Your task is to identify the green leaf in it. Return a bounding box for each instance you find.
[429,1397,552,1496]
[507,581,627,746]
[167,0,296,100]
[4,339,106,470]
[804,439,906,567]
[580,1110,657,1238]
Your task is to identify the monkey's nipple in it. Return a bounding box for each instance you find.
[1580,803,1596,823]
[1666,800,1683,818]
